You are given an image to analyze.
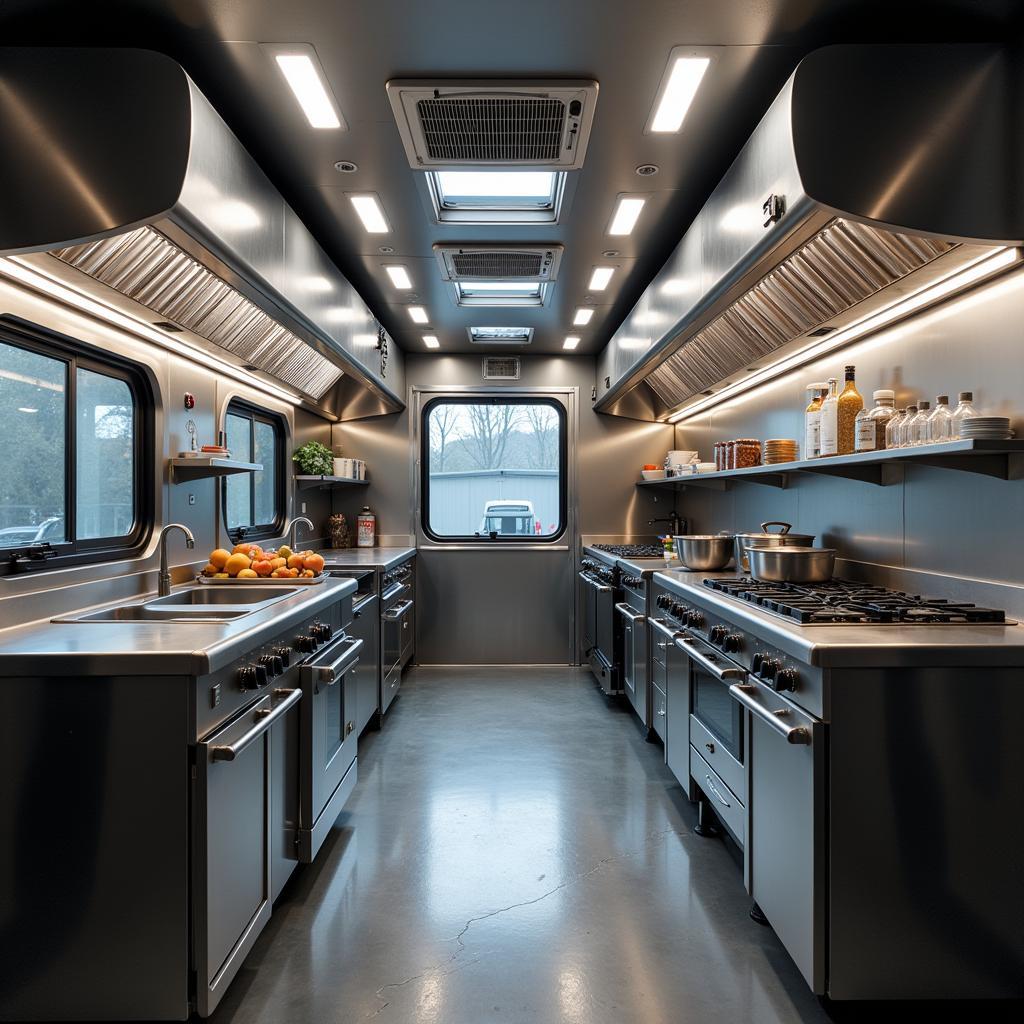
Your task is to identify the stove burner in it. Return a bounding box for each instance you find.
[593,544,664,558]
[703,577,1006,625]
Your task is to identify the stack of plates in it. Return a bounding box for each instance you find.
[960,417,1013,440]
[764,438,799,464]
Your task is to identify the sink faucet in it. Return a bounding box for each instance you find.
[289,515,315,550]
[649,512,686,536]
[158,523,196,597]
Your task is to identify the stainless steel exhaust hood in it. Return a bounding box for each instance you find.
[0,48,403,418]
[596,45,1023,420]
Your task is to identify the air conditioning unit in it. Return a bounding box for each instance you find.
[386,80,598,170]
[434,245,563,282]
[482,356,522,380]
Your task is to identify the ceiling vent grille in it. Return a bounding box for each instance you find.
[469,327,534,345]
[386,80,598,169]
[52,226,344,399]
[434,245,562,282]
[482,356,521,380]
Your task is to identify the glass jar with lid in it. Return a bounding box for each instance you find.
[898,405,918,447]
[907,401,931,446]
[951,391,980,437]
[885,409,906,449]
[855,389,896,452]
[926,395,953,444]
[735,439,762,469]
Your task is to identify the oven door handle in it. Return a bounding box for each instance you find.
[675,635,746,681]
[729,682,812,745]
[649,617,684,646]
[614,601,645,624]
[211,687,301,762]
[383,599,413,621]
[353,593,378,618]
[306,635,364,687]
[578,571,612,593]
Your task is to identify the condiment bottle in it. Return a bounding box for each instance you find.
[908,401,931,446]
[836,365,864,455]
[818,378,840,457]
[926,395,953,444]
[898,405,918,447]
[855,389,896,452]
[951,391,980,438]
[804,382,828,459]
[885,409,906,450]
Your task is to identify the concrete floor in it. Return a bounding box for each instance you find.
[208,668,1017,1024]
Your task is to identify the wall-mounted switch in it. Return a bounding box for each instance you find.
[188,493,196,506]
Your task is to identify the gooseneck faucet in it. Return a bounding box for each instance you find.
[158,523,196,597]
[289,515,315,550]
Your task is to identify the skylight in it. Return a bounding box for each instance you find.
[426,171,566,224]
[468,327,534,345]
[454,280,547,307]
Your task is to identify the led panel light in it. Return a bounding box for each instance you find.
[608,196,646,236]
[422,335,440,349]
[349,194,390,234]
[407,306,429,324]
[269,49,344,129]
[384,265,412,289]
[588,267,615,291]
[563,336,580,350]
[647,51,712,133]
[573,308,594,326]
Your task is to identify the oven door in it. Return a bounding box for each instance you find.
[382,596,413,711]
[615,600,646,721]
[299,634,362,862]
[195,687,301,1017]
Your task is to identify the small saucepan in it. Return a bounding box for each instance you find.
[673,533,734,571]
[748,546,836,584]
[734,521,815,573]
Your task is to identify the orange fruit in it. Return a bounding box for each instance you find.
[277,545,293,560]
[201,563,218,576]
[270,557,286,569]
[237,568,258,579]
[287,553,305,570]
[253,560,274,577]
[213,572,229,579]
[303,553,325,573]
[209,548,231,569]
[224,553,251,576]
[271,568,287,578]
[232,543,252,555]
[301,569,315,578]
[287,567,299,577]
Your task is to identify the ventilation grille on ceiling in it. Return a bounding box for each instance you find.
[386,80,598,169]
[644,218,964,408]
[51,226,344,400]
[482,356,521,380]
[469,327,534,345]
[434,245,562,282]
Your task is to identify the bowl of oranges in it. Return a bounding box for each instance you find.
[199,543,326,583]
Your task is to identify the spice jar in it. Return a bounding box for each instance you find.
[725,440,737,470]
[713,441,723,471]
[735,438,762,469]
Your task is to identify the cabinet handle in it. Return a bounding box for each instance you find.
[729,683,811,745]
[705,774,732,808]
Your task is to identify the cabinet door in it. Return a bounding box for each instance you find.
[664,643,690,788]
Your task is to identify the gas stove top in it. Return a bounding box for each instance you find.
[703,577,1009,625]
[593,544,664,558]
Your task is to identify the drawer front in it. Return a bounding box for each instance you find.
[690,713,745,802]
[690,746,745,846]
[650,684,667,739]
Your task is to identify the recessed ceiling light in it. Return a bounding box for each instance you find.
[384,265,412,289]
[408,306,429,324]
[334,160,358,173]
[573,308,594,326]
[423,335,440,349]
[563,336,580,350]
[271,50,344,129]
[588,267,614,291]
[348,194,389,234]
[648,52,712,133]
[608,196,646,236]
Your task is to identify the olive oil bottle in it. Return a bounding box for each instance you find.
[835,365,864,455]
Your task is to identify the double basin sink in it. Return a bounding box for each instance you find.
[56,586,299,624]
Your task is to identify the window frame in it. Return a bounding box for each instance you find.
[425,171,566,225]
[221,398,286,544]
[0,316,153,575]
[420,395,567,544]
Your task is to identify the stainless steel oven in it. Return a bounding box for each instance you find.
[298,631,362,862]
[381,564,414,713]
[579,558,621,694]
[615,577,647,723]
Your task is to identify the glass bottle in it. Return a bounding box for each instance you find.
[951,391,980,438]
[818,377,840,457]
[908,401,931,446]
[855,389,896,452]
[885,409,906,450]
[926,395,953,445]
[898,405,918,447]
[836,365,864,455]
[804,382,828,459]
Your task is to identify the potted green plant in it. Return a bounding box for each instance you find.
[292,441,334,476]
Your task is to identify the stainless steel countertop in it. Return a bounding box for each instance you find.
[652,569,1024,668]
[0,576,358,678]
[320,546,417,571]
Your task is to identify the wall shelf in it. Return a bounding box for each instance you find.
[636,439,1024,492]
[295,475,370,490]
[170,457,262,482]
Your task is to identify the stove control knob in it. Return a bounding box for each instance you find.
[759,658,779,681]
[773,668,798,693]
[295,635,316,653]
[709,625,727,646]
[311,621,332,643]
[657,594,671,609]
[687,610,705,629]
[238,665,259,691]
[253,663,269,688]
[670,603,685,619]
[723,633,743,654]
[751,653,763,674]
[272,645,292,667]
[258,654,280,679]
